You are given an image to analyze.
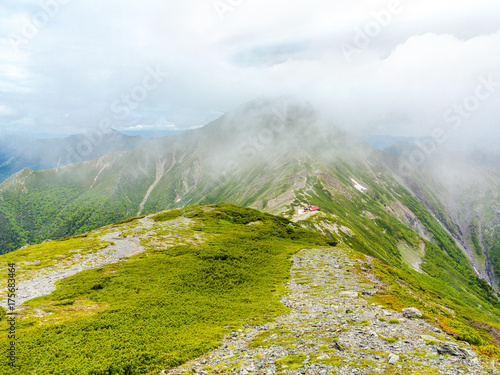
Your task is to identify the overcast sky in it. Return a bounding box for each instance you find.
[0,0,499,145]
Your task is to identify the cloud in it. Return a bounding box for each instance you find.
[121,121,177,132]
[0,104,17,117]
[0,0,498,149]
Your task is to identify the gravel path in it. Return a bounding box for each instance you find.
[0,231,144,309]
[164,247,498,375]
[1,215,195,310]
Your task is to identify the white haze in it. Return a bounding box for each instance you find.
[0,0,499,151]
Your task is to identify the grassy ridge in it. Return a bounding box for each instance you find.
[0,204,334,375]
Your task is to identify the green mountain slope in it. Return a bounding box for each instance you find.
[385,144,500,291]
[417,157,500,289]
[0,98,499,291]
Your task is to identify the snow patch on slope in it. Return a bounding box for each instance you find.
[351,178,368,193]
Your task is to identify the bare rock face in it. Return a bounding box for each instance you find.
[402,307,423,319]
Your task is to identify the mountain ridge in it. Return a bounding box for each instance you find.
[0,129,146,183]
[0,98,499,294]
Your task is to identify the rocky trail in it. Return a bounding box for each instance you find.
[1,229,145,309]
[0,215,195,309]
[162,247,498,375]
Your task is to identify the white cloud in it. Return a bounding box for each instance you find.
[121,122,176,131]
[0,104,17,117]
[0,0,498,147]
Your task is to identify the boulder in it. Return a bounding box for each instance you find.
[402,307,423,319]
[436,343,474,358]
[387,353,400,364]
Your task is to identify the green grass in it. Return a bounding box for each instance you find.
[152,209,183,222]
[248,327,295,348]
[379,335,399,344]
[276,353,307,370]
[0,204,334,375]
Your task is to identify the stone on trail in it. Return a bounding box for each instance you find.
[242,364,256,372]
[387,353,400,364]
[331,341,344,351]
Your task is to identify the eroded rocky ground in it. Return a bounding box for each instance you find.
[163,247,499,375]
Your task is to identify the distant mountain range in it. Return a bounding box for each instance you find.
[0,129,145,183]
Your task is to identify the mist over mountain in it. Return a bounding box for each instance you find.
[0,129,145,183]
[0,98,499,293]
[363,135,418,150]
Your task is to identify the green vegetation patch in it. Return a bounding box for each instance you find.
[248,327,295,348]
[276,353,307,370]
[152,209,183,222]
[111,215,146,226]
[0,204,333,375]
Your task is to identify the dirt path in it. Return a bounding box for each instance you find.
[165,247,498,375]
